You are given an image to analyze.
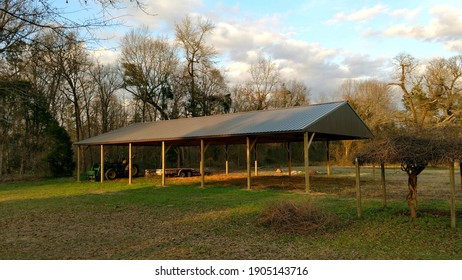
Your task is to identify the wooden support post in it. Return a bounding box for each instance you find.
[459,160,462,193]
[128,143,132,185]
[225,145,229,175]
[200,139,205,188]
[450,160,456,229]
[380,162,387,207]
[287,142,292,177]
[355,157,362,219]
[161,141,166,187]
[304,132,315,193]
[77,145,81,182]
[246,137,251,190]
[254,144,258,176]
[326,141,331,176]
[100,145,104,183]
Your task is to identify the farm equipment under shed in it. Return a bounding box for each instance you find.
[86,160,139,181]
[155,168,211,177]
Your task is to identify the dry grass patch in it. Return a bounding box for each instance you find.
[259,199,347,234]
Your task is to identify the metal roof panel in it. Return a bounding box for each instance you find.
[75,101,371,145]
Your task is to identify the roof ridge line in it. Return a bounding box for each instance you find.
[147,100,348,124]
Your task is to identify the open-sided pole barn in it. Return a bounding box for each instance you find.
[75,101,373,191]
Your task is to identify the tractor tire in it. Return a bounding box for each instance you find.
[179,171,186,177]
[132,164,139,177]
[124,164,140,177]
[186,171,192,177]
[105,169,117,180]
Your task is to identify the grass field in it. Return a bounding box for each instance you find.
[1,166,461,260]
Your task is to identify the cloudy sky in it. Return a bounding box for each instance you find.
[65,0,462,99]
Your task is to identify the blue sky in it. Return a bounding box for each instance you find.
[62,0,462,99]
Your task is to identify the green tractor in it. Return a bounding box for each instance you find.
[86,160,140,181]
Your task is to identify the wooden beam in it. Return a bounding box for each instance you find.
[246,137,251,190]
[460,160,462,193]
[308,134,315,152]
[450,160,456,229]
[304,132,315,193]
[128,143,132,185]
[254,144,258,176]
[287,142,292,177]
[200,139,205,188]
[161,141,166,187]
[249,137,257,150]
[100,145,104,183]
[355,157,362,219]
[77,145,81,182]
[225,145,229,175]
[164,144,172,154]
[326,141,331,176]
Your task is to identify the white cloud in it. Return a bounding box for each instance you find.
[368,4,462,52]
[208,10,393,96]
[391,7,422,21]
[382,23,425,38]
[327,4,389,25]
[339,54,389,78]
[445,40,462,52]
[90,48,120,65]
[226,61,250,84]
[118,0,204,31]
[428,4,462,39]
[209,19,351,95]
[97,1,394,97]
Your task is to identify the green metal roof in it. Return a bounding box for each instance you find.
[75,101,373,146]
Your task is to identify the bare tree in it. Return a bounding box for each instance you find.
[121,28,179,121]
[1,0,47,54]
[389,53,462,131]
[358,131,462,219]
[272,80,310,108]
[342,79,397,132]
[232,54,281,112]
[196,67,230,115]
[0,0,148,177]
[389,53,428,129]
[90,62,122,133]
[0,0,146,54]
[26,35,65,122]
[424,55,462,126]
[175,15,217,117]
[249,54,280,110]
[27,30,95,142]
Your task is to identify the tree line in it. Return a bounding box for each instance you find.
[0,1,309,177]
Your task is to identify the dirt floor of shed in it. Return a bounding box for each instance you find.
[159,165,462,201]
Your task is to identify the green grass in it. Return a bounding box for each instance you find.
[1,176,462,260]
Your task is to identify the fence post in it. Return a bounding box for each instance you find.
[380,162,387,207]
[450,160,456,229]
[355,157,362,219]
[100,145,104,183]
